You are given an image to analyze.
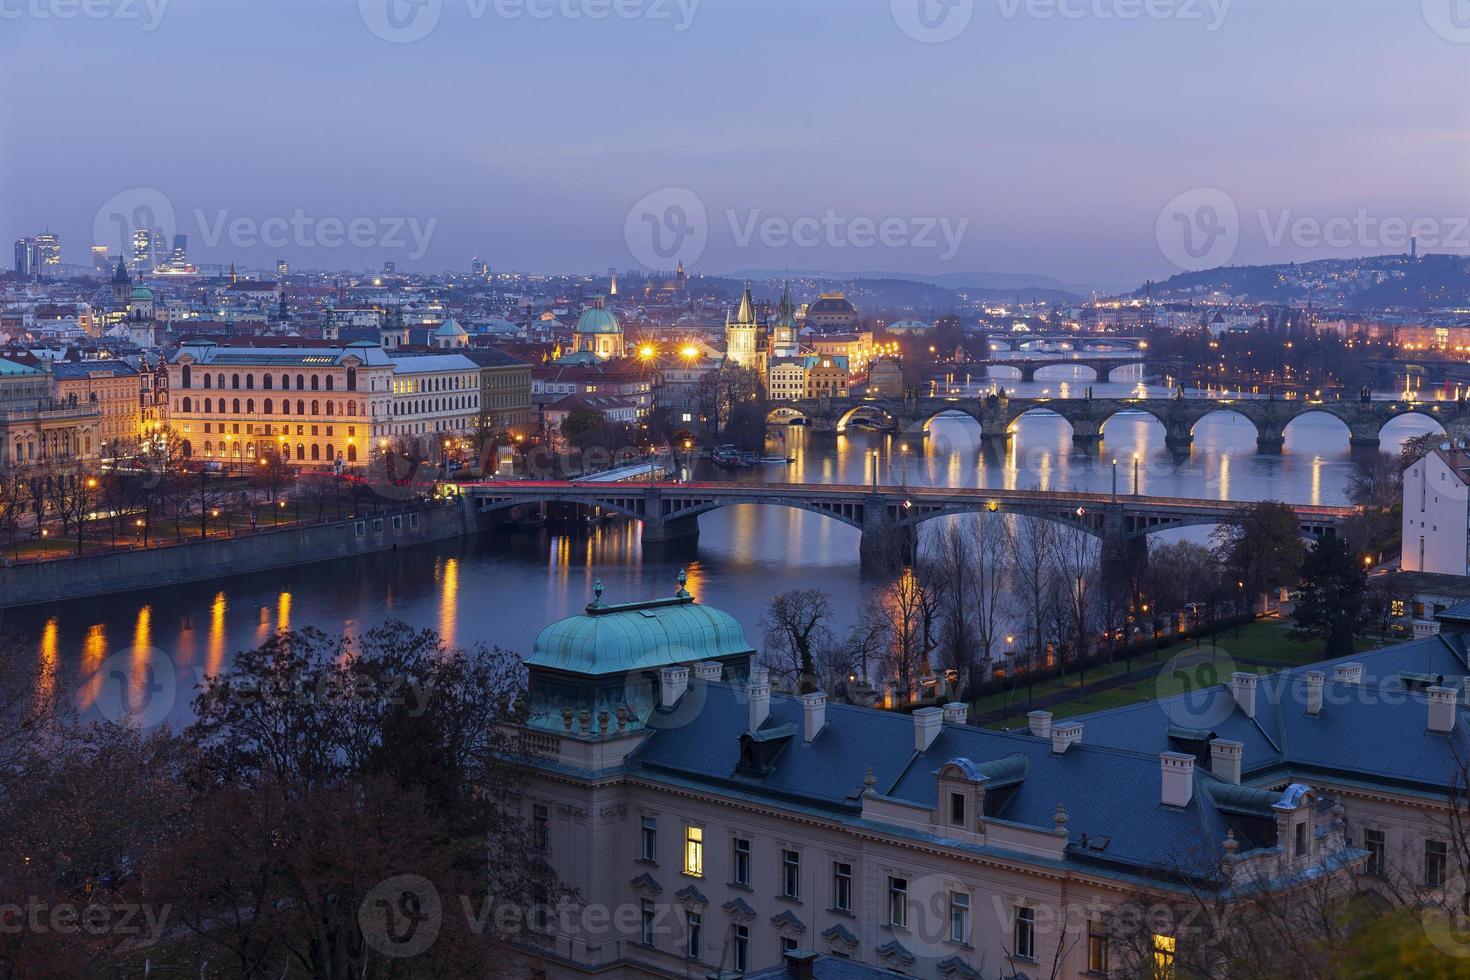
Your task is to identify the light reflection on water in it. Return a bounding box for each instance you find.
[12,370,1443,729]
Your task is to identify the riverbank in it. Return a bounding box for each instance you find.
[0,501,475,610]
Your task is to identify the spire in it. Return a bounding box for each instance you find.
[735,283,755,325]
[112,257,130,285]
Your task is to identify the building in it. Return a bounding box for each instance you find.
[430,317,470,350]
[463,348,533,432]
[804,292,859,330]
[769,282,801,359]
[385,352,481,442]
[167,339,394,466]
[1400,445,1470,575]
[50,360,141,458]
[803,354,849,399]
[808,332,875,375]
[726,285,766,372]
[509,581,1438,980]
[569,299,624,360]
[766,358,807,402]
[532,362,655,423]
[13,238,37,279]
[33,231,60,275]
[0,359,101,473]
[866,357,904,397]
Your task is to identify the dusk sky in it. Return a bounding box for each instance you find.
[3,0,1467,287]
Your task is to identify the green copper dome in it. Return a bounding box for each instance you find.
[527,584,753,678]
[574,305,621,335]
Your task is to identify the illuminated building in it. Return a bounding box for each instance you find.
[0,359,101,473]
[131,228,154,273]
[33,231,60,275]
[769,280,800,358]
[12,238,37,279]
[802,354,849,399]
[91,244,111,276]
[385,353,481,441]
[724,284,765,372]
[803,291,859,330]
[568,297,624,360]
[51,361,143,457]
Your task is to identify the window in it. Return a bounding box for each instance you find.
[1427,839,1448,889]
[533,804,549,850]
[685,910,701,960]
[888,876,908,928]
[640,899,655,946]
[832,862,852,913]
[1087,918,1109,974]
[732,837,751,886]
[640,816,657,862]
[781,936,798,954]
[733,924,749,973]
[1152,933,1176,979]
[949,891,970,945]
[1014,906,1035,960]
[781,849,800,899]
[1363,829,1385,877]
[684,826,703,877]
[950,792,966,826]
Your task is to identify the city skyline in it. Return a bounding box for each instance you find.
[2,0,1468,287]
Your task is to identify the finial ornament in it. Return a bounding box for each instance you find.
[863,767,877,797]
[1223,828,1239,855]
[676,567,691,599]
[1053,802,1069,832]
[588,578,605,609]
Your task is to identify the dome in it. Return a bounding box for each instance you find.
[526,589,753,677]
[575,305,621,335]
[131,285,154,301]
[433,317,468,337]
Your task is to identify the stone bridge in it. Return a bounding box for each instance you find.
[460,480,1350,568]
[979,356,1164,383]
[772,392,1469,452]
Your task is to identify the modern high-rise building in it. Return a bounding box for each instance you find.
[13,238,37,279]
[131,228,153,273]
[34,231,61,274]
[277,259,290,276]
[170,234,188,265]
[91,244,111,276]
[471,256,487,279]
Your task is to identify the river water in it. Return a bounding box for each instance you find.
[6,370,1444,728]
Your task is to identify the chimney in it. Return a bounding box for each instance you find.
[659,666,689,707]
[1305,671,1324,716]
[748,671,771,731]
[1027,710,1053,739]
[1332,662,1363,685]
[1428,686,1458,734]
[1229,672,1257,719]
[1051,722,1082,754]
[802,692,827,742]
[914,706,944,752]
[1160,752,1195,807]
[783,950,819,980]
[1209,738,1243,784]
[942,702,969,726]
[693,661,723,682]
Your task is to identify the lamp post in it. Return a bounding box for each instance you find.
[1132,453,1140,495]
[898,441,909,489]
[1111,458,1118,501]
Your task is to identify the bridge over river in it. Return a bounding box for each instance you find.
[768,391,1469,453]
[460,481,1352,568]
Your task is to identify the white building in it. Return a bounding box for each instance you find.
[1400,446,1470,575]
[385,352,481,440]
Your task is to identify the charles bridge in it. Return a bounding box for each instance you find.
[769,391,1468,452]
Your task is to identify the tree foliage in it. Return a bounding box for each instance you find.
[1290,536,1367,656]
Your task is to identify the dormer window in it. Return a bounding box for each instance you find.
[949,792,965,826]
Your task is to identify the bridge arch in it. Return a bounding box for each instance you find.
[767,405,808,425]
[1377,408,1451,447]
[836,403,898,433]
[1280,409,1352,449]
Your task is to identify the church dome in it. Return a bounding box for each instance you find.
[131,285,154,301]
[575,306,621,335]
[433,317,468,337]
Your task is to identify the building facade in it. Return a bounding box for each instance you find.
[386,353,481,442]
[1401,446,1470,575]
[465,348,533,432]
[0,359,101,472]
[51,360,141,458]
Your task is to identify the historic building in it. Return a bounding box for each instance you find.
[0,358,101,472]
[508,581,1470,980]
[1400,445,1470,576]
[568,299,625,361]
[51,360,141,458]
[385,352,481,441]
[725,286,766,373]
[803,292,859,331]
[464,348,533,433]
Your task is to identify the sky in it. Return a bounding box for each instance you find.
[2,0,1468,289]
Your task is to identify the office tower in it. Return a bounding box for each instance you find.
[170,234,188,265]
[471,256,486,279]
[132,228,153,272]
[13,238,36,279]
[34,231,61,274]
[277,259,289,276]
[383,261,396,274]
[92,244,110,276]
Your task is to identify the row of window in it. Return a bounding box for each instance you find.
[1363,829,1450,888]
[179,367,357,392]
[179,397,362,418]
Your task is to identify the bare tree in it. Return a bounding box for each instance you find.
[1054,522,1099,683]
[1008,511,1059,667]
[934,521,981,689]
[759,589,834,692]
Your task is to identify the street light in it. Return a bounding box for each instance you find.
[1132,453,1140,495]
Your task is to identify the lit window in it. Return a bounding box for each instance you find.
[1152,933,1176,978]
[1087,918,1109,973]
[684,826,703,877]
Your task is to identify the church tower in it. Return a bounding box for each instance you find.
[725,284,764,371]
[771,279,799,358]
[111,257,132,306]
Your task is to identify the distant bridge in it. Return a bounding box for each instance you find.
[768,392,1467,452]
[459,480,1351,566]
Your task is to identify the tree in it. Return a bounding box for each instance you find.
[759,589,834,692]
[1400,431,1443,472]
[933,521,982,689]
[1053,522,1098,682]
[1214,501,1308,609]
[1008,510,1058,665]
[559,407,606,447]
[1290,536,1367,656]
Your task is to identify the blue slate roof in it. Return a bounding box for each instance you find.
[527,592,754,677]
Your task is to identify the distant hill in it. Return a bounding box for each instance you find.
[1134,253,1470,311]
[729,268,1089,303]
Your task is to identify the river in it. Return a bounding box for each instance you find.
[7,370,1443,728]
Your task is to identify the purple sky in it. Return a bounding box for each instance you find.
[2,0,1467,287]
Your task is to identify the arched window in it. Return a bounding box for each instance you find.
[297,444,306,461]
[297,399,306,415]
[283,374,292,390]
[216,373,225,390]
[233,398,241,414]
[263,374,273,390]
[182,365,192,388]
[246,399,255,414]
[325,376,334,391]
[246,374,255,390]
[326,445,334,461]
[346,367,357,391]
[347,400,356,416]
[296,374,305,390]
[202,373,211,389]
[264,398,273,414]
[311,399,320,415]
[246,442,255,457]
[181,440,192,457]
[231,374,240,390]
[310,444,321,461]
[326,401,334,417]
[182,396,192,412]
[311,375,320,391]
[204,398,212,413]
[204,441,213,454]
